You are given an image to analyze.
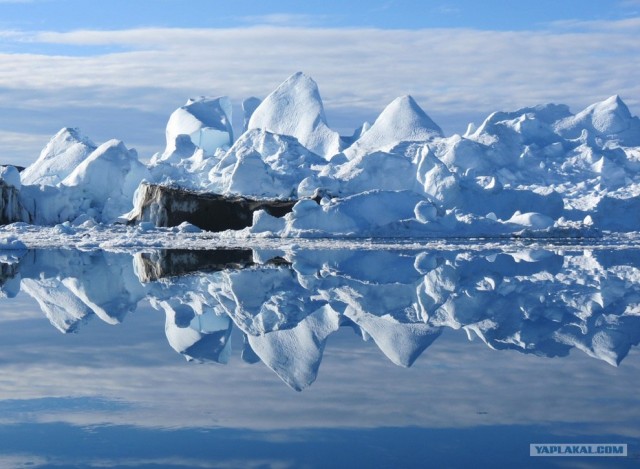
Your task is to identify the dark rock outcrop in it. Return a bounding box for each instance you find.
[0,180,29,224]
[128,183,297,232]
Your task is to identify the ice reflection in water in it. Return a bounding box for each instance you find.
[2,247,640,391]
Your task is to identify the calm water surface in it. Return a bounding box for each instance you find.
[0,247,639,468]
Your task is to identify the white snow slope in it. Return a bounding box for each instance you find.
[20,128,96,187]
[247,72,342,159]
[3,72,640,238]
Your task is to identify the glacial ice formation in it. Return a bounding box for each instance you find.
[161,96,234,161]
[342,94,444,159]
[247,71,342,159]
[3,72,640,236]
[18,139,149,224]
[241,97,261,132]
[20,128,97,187]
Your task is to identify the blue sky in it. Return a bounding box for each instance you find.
[1,0,638,31]
[1,0,639,165]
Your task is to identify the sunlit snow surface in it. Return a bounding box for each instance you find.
[4,72,640,238]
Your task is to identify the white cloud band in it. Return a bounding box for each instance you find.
[0,23,638,164]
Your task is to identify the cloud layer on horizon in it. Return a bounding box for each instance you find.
[0,22,639,166]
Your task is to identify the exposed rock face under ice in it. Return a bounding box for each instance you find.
[128,182,298,232]
[0,180,29,224]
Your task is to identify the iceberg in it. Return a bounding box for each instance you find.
[20,128,96,187]
[241,97,261,132]
[342,95,444,159]
[62,139,149,222]
[247,72,342,159]
[19,139,149,225]
[162,96,234,159]
[555,95,640,145]
[3,73,640,237]
[207,128,327,198]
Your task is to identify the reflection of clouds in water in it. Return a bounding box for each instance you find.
[0,248,638,435]
[0,307,639,436]
[0,421,299,469]
[0,295,43,322]
[0,455,48,469]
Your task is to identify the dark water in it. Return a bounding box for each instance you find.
[0,247,639,468]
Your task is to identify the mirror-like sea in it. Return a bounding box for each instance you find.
[0,247,639,468]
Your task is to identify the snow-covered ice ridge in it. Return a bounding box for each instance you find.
[3,71,640,239]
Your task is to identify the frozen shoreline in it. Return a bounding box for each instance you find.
[2,222,640,252]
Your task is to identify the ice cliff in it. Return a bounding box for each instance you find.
[3,72,640,236]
